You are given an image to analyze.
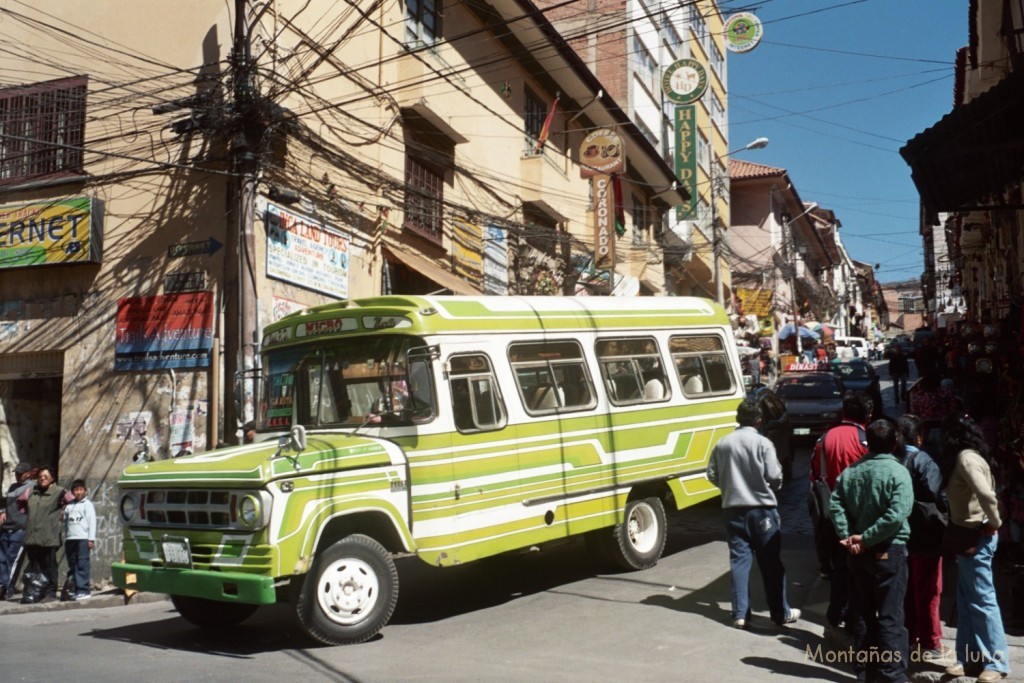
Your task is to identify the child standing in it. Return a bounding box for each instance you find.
[63,479,96,600]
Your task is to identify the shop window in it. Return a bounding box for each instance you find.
[0,76,87,184]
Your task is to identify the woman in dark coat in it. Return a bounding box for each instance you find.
[19,467,71,603]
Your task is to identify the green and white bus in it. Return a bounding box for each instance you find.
[113,295,743,645]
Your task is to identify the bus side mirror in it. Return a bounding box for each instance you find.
[290,425,307,452]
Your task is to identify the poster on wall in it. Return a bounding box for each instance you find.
[483,224,508,295]
[0,196,102,269]
[115,292,214,371]
[452,219,484,289]
[266,203,349,298]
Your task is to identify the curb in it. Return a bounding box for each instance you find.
[0,589,168,616]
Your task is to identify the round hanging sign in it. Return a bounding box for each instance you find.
[661,59,708,105]
[723,12,763,53]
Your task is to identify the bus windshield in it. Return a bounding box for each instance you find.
[259,334,436,429]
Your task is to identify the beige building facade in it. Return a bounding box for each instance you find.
[0,0,687,581]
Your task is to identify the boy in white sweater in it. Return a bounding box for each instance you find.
[63,479,96,600]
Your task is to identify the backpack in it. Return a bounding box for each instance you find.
[905,449,949,555]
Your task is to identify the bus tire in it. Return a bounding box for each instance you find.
[293,533,399,646]
[606,497,667,571]
[170,595,259,628]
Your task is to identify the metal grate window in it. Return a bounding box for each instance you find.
[403,154,444,243]
[523,89,546,156]
[0,76,87,184]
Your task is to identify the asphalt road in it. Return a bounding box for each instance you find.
[3,361,1022,682]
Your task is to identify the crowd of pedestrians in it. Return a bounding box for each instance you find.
[712,331,1017,683]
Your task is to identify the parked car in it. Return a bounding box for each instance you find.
[747,384,794,479]
[830,359,883,413]
[774,371,845,440]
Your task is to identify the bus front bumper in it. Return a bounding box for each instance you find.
[112,562,278,604]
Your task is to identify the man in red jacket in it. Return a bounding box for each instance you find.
[810,392,873,641]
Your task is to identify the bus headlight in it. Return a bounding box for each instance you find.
[119,493,139,523]
[237,494,262,528]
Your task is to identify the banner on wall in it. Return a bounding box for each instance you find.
[266,203,349,298]
[483,223,508,295]
[115,291,214,371]
[452,219,484,289]
[0,196,102,269]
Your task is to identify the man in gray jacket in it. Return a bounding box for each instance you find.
[708,398,800,628]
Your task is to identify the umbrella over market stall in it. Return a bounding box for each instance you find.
[778,323,820,341]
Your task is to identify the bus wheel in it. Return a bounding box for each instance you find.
[170,595,259,628]
[607,497,667,570]
[293,534,399,646]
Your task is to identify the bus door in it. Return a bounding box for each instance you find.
[507,340,600,537]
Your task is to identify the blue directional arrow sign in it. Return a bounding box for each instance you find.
[168,237,223,259]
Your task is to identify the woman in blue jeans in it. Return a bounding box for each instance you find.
[940,414,1009,682]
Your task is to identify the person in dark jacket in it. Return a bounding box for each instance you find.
[888,345,911,404]
[18,467,72,603]
[0,462,35,600]
[897,414,950,661]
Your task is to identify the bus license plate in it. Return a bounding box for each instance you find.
[793,427,810,436]
[162,540,192,567]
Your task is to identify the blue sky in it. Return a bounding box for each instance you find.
[726,0,965,284]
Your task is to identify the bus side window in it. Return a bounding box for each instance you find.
[596,337,669,405]
[449,354,506,432]
[670,334,736,398]
[510,341,596,415]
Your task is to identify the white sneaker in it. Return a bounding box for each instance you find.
[778,608,800,625]
[74,593,91,601]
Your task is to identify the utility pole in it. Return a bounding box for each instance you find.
[228,0,260,439]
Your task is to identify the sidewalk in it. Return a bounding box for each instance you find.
[0,585,166,615]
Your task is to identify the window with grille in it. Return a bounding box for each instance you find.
[403,154,444,244]
[405,0,441,46]
[0,76,87,184]
[524,89,546,156]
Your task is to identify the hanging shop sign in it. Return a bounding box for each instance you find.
[662,59,708,105]
[115,291,214,371]
[0,196,101,269]
[593,174,616,270]
[266,203,350,299]
[580,128,625,178]
[674,106,698,220]
[723,13,763,53]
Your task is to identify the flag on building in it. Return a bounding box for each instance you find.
[535,96,559,153]
[612,173,626,236]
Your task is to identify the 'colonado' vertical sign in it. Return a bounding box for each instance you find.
[674,106,697,220]
[592,174,615,270]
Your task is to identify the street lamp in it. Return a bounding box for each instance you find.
[713,137,769,307]
[784,202,818,355]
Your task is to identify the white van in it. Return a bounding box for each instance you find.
[834,335,869,359]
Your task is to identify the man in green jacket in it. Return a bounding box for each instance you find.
[829,419,914,683]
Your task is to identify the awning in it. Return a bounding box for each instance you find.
[900,69,1024,213]
[383,246,481,295]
